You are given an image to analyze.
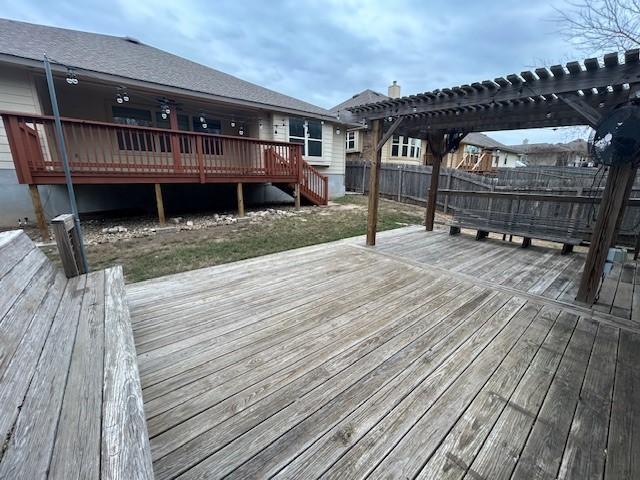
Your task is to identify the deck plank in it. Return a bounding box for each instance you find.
[510,317,598,479]
[0,275,86,480]
[49,270,106,479]
[558,324,618,480]
[102,266,154,480]
[605,328,640,480]
[458,311,579,480]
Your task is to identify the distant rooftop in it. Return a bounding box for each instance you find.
[510,139,589,154]
[331,89,389,119]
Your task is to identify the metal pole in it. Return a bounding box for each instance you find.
[44,54,89,272]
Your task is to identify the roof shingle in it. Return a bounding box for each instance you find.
[0,18,335,119]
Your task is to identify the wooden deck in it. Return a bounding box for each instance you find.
[127,227,640,479]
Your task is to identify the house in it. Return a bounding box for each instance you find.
[511,139,591,167]
[0,18,347,229]
[444,133,523,173]
[332,82,425,166]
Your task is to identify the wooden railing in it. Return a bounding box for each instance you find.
[2,112,303,185]
[301,161,329,205]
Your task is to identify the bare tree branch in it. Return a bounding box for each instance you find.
[555,0,640,53]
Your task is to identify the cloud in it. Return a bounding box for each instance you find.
[1,0,589,143]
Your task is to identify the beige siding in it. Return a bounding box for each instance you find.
[325,123,344,176]
[0,67,42,170]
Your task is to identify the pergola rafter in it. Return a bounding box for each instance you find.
[350,49,640,305]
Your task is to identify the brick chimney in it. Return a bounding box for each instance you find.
[388,80,401,99]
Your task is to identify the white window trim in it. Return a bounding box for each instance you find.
[391,136,421,159]
[289,118,323,158]
[346,130,359,152]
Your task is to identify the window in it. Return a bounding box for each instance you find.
[155,112,191,153]
[289,117,322,157]
[192,117,222,134]
[346,131,358,151]
[391,135,421,159]
[112,106,153,151]
[192,117,223,155]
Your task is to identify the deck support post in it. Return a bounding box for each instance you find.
[28,184,49,240]
[425,133,445,231]
[168,108,182,172]
[577,162,637,304]
[154,183,165,225]
[237,182,245,217]
[294,183,301,209]
[366,119,384,246]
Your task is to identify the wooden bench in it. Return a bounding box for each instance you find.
[0,230,153,479]
[448,211,584,254]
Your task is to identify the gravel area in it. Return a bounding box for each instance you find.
[79,207,314,245]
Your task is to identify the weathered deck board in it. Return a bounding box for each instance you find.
[123,227,640,479]
[0,230,153,480]
[0,276,86,479]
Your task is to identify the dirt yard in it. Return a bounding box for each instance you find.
[28,195,441,283]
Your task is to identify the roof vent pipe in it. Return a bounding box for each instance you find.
[388,80,401,99]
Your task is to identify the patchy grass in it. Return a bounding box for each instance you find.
[42,195,425,283]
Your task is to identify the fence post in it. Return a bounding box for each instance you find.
[397,166,403,202]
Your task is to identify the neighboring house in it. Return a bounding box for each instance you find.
[511,139,591,167]
[0,18,347,227]
[445,133,523,173]
[332,82,425,166]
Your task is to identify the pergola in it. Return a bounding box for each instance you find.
[347,49,640,305]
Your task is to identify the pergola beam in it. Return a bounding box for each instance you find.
[348,49,640,121]
[376,117,404,152]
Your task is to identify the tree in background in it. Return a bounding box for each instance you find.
[556,0,640,52]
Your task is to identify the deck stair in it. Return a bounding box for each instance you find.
[265,147,329,205]
[0,230,153,479]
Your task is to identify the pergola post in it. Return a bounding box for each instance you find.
[576,162,637,303]
[425,133,445,231]
[366,119,384,246]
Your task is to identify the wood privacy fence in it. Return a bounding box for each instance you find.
[345,161,640,247]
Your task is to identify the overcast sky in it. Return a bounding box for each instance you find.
[1,0,595,144]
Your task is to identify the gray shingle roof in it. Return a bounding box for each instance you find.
[330,90,389,113]
[0,18,335,119]
[510,139,589,154]
[462,133,521,153]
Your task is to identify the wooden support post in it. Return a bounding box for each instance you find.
[611,166,637,247]
[449,226,460,236]
[366,119,384,246]
[425,133,445,231]
[561,243,574,255]
[154,183,165,225]
[294,183,301,210]
[522,237,532,248]
[476,230,489,241]
[577,163,636,304]
[28,184,49,240]
[237,182,245,217]
[168,109,182,171]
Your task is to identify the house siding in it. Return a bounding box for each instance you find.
[0,66,42,170]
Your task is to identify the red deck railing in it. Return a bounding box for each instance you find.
[2,112,328,191]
